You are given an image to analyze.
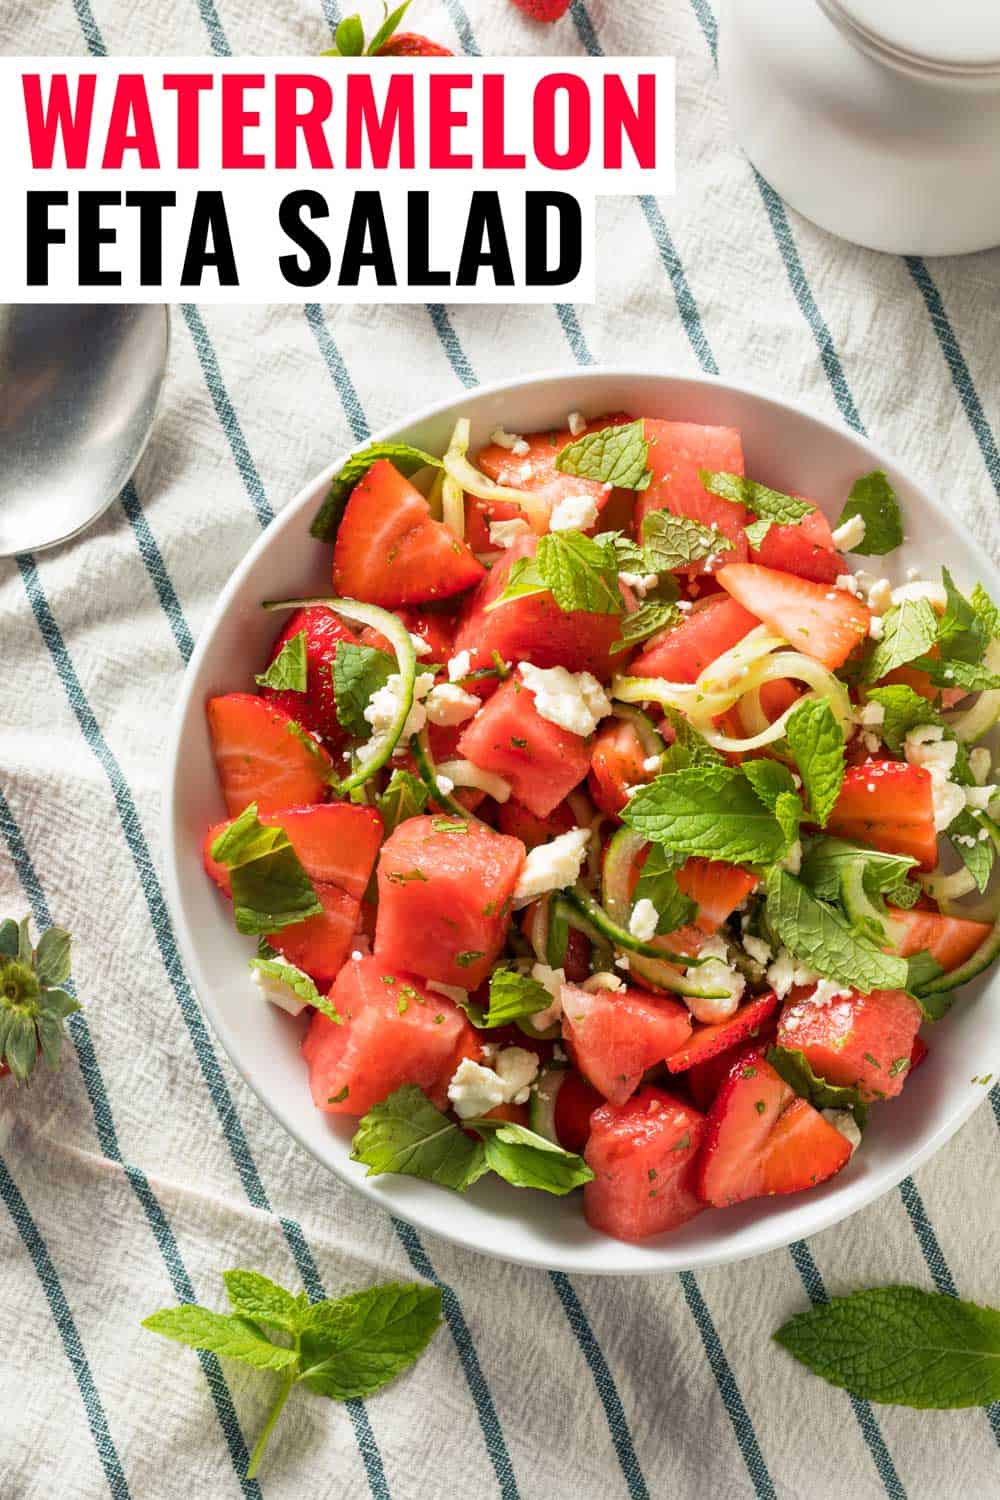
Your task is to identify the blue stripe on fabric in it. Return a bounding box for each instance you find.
[788,1243,906,1499]
[119,481,195,661]
[0,1154,131,1500]
[549,1273,650,1500]
[440,0,480,56]
[677,1272,776,1500]
[392,1220,519,1500]
[194,0,229,55]
[555,305,594,365]
[426,304,478,388]
[0,787,262,1497]
[303,304,370,444]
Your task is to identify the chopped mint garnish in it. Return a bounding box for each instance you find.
[554,419,651,490]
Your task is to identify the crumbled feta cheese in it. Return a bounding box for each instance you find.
[866,578,892,615]
[766,948,820,1000]
[686,935,745,1024]
[862,732,881,754]
[489,518,532,549]
[512,827,591,907]
[891,581,947,610]
[859,701,885,727]
[529,963,565,1030]
[409,633,432,657]
[810,979,853,1006]
[447,649,473,683]
[567,410,587,437]
[491,426,530,456]
[581,972,626,993]
[904,724,966,830]
[643,755,662,774]
[448,1058,506,1118]
[868,615,885,640]
[435,775,454,797]
[615,954,631,971]
[969,747,993,786]
[821,1108,862,1154]
[250,965,310,1017]
[364,670,434,748]
[427,980,469,1004]
[550,494,599,532]
[836,573,861,597]
[741,933,772,967]
[519,663,612,737]
[629,898,659,942]
[906,566,922,582]
[494,1046,540,1104]
[424,682,480,726]
[780,839,803,875]
[675,599,693,613]
[965,784,997,811]
[619,571,660,597]
[831,514,866,552]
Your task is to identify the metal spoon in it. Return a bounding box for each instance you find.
[0,304,169,558]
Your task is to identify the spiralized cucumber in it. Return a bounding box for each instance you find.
[565,883,730,1004]
[839,862,908,949]
[263,596,416,795]
[608,703,668,761]
[409,728,481,822]
[443,438,549,530]
[947,640,1000,743]
[441,418,470,540]
[436,758,512,804]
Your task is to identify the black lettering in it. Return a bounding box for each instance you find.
[339,191,396,286]
[278,190,331,288]
[25,191,68,286]
[181,190,238,287]
[457,191,514,287]
[524,191,581,286]
[125,190,175,285]
[406,192,449,286]
[79,190,121,286]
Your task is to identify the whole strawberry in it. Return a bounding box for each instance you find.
[377,33,453,55]
[509,0,572,19]
[323,2,452,57]
[0,917,79,1083]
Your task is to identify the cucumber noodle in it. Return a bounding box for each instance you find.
[442,425,550,531]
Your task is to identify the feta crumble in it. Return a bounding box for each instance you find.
[643,755,662,774]
[529,962,565,1030]
[447,649,472,683]
[489,518,532,549]
[409,633,432,658]
[519,663,612,737]
[628,898,659,942]
[490,426,530,456]
[904,724,966,831]
[969,747,993,786]
[868,614,885,641]
[821,1109,862,1154]
[364,670,435,748]
[866,577,893,615]
[965,784,997,812]
[831,514,867,552]
[741,932,772,967]
[567,410,587,437]
[424,682,480,726]
[435,775,454,797]
[494,1046,540,1104]
[512,827,591,907]
[766,948,820,1001]
[550,494,599,533]
[859,701,885,727]
[581,972,626,993]
[427,980,469,1004]
[448,1058,506,1118]
[250,964,310,1017]
[891,580,947,610]
[687,936,745,1024]
[619,571,660,597]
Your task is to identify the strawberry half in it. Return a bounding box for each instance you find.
[376,32,453,54]
[508,0,572,18]
[716,562,870,669]
[674,858,759,934]
[260,606,357,746]
[206,694,333,818]
[697,1050,852,1206]
[825,760,937,870]
[665,992,779,1073]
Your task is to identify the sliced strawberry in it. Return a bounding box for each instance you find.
[358,605,455,666]
[553,1070,603,1153]
[203,820,232,896]
[560,982,692,1105]
[260,606,358,747]
[628,593,759,683]
[206,693,332,818]
[826,761,938,870]
[588,717,652,817]
[750,506,840,584]
[635,420,749,572]
[376,31,453,53]
[269,885,360,988]
[675,858,759,934]
[687,1024,779,1110]
[776,986,922,1102]
[697,1051,852,1206]
[666,992,779,1073]
[909,1035,929,1073]
[333,459,485,608]
[716,563,870,669]
[584,1087,706,1240]
[888,907,992,969]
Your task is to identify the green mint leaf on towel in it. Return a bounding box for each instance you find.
[310,441,443,542]
[774,1286,1000,1408]
[255,630,307,692]
[555,418,651,490]
[834,471,903,556]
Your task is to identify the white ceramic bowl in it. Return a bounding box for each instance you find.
[162,367,1000,1275]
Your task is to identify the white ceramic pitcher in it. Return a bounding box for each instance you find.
[720,0,1000,254]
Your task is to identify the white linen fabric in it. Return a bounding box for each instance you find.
[2,2,1000,1497]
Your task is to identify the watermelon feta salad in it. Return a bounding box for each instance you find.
[202,412,1000,1243]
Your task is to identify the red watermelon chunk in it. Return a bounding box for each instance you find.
[588,717,652,817]
[496,797,575,850]
[260,606,358,747]
[333,459,485,608]
[716,563,870,670]
[553,1069,604,1154]
[635,420,749,571]
[302,956,481,1114]
[628,593,760,683]
[457,676,592,818]
[374,815,525,989]
[776,986,923,1101]
[749,505,840,584]
[560,982,692,1105]
[452,535,626,680]
[584,1087,706,1240]
[826,761,938,870]
[206,693,333,818]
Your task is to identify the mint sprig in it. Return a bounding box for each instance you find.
[250,941,343,1025]
[333,644,396,740]
[767,1045,867,1130]
[210,805,322,936]
[144,1271,441,1477]
[641,510,733,572]
[492,531,623,616]
[632,844,697,935]
[785,698,845,827]
[310,439,443,542]
[0,916,79,1083]
[936,567,989,665]
[623,764,794,865]
[909,655,1000,693]
[700,469,815,527]
[554,419,651,490]
[765,869,908,994]
[834,471,903,556]
[464,968,554,1028]
[774,1286,1000,1408]
[376,769,430,834]
[863,684,944,756]
[613,598,681,651]
[799,836,917,904]
[255,631,307,693]
[865,597,938,683]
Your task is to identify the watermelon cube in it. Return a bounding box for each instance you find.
[302,956,481,1114]
[635,420,749,571]
[628,593,760,683]
[457,676,592,818]
[374,815,525,989]
[560,983,692,1105]
[584,1087,706,1240]
[749,505,840,584]
[776,987,923,1102]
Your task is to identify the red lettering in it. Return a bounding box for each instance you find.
[345,75,414,169]
[482,75,524,169]
[163,73,213,169]
[603,74,655,169]
[533,73,590,170]
[221,73,265,168]
[428,75,472,169]
[21,73,96,169]
[101,74,159,169]
[275,75,333,169]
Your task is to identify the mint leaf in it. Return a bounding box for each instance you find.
[467,968,553,1028]
[785,698,845,827]
[774,1286,1000,1407]
[255,631,307,693]
[658,707,726,771]
[223,1270,306,1334]
[800,836,917,904]
[909,655,1000,693]
[211,805,322,937]
[376,769,429,835]
[333,644,396,739]
[495,531,623,616]
[623,764,792,865]
[906,951,947,1013]
[334,12,365,53]
[467,1119,594,1195]
[555,419,651,490]
[34,926,72,988]
[740,760,802,848]
[936,568,988,665]
[632,844,697,935]
[298,1282,442,1402]
[947,809,995,893]
[864,685,944,756]
[767,1045,867,1129]
[745,518,772,549]
[249,943,342,1024]
[970,583,1000,641]
[350,1085,487,1191]
[700,470,815,525]
[866,597,938,683]
[142,1305,299,1371]
[613,598,682,651]
[641,510,733,572]
[835,471,903,556]
[766,869,908,993]
[310,441,443,542]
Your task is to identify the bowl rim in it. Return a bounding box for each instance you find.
[161,362,998,1274]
